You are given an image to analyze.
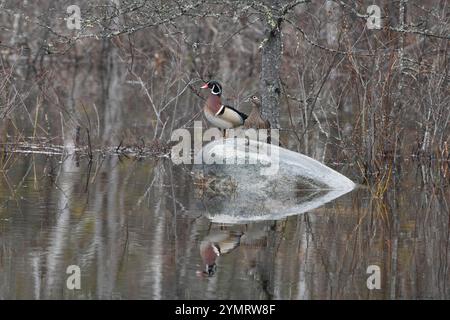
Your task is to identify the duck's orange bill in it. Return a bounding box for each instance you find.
[200,83,208,89]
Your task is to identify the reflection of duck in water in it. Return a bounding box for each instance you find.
[198,231,242,277]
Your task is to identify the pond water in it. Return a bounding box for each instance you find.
[0,153,448,299]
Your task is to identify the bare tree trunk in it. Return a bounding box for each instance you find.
[260,0,282,129]
[101,0,125,145]
[391,0,407,156]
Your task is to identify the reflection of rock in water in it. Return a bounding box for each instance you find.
[194,163,330,221]
[192,139,356,224]
[193,171,237,199]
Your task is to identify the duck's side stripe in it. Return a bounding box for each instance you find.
[215,105,225,116]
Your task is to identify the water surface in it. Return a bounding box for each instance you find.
[0,153,448,299]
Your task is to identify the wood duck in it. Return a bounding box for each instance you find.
[201,80,248,132]
[243,95,270,129]
[244,94,282,145]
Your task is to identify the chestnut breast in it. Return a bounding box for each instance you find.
[204,95,222,114]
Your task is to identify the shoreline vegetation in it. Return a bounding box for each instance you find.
[1,0,449,188]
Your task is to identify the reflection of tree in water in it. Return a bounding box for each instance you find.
[241,222,280,300]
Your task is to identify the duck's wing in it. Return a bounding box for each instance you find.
[243,107,270,129]
[216,105,248,125]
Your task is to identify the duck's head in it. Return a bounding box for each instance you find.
[250,95,261,105]
[204,263,217,277]
[246,94,261,107]
[201,80,222,96]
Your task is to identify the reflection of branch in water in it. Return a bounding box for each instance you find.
[168,163,178,215]
[83,159,93,194]
[1,164,26,214]
[136,166,160,207]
